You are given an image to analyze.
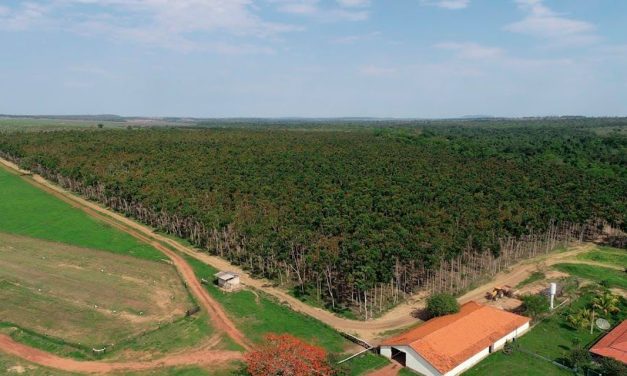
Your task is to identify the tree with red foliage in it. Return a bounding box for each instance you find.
[245,333,334,376]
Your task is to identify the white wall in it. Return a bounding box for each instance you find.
[382,321,531,376]
[444,347,489,376]
[380,345,442,376]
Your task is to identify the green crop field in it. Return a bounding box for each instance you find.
[554,263,627,289]
[0,166,163,261]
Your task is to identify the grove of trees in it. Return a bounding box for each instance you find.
[0,119,624,317]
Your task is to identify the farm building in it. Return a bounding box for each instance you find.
[380,301,530,376]
[214,271,241,291]
[589,320,627,365]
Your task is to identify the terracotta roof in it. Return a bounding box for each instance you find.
[382,301,530,374]
[589,320,627,365]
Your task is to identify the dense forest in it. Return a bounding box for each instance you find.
[1,119,625,317]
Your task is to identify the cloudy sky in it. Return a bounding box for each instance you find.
[1,0,626,117]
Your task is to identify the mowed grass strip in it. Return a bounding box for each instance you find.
[345,352,390,376]
[554,263,627,289]
[0,167,162,261]
[576,246,627,268]
[463,351,572,376]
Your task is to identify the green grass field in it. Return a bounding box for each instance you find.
[516,271,546,288]
[0,166,225,362]
[183,255,392,374]
[0,167,163,261]
[0,118,127,132]
[576,246,627,268]
[345,353,390,376]
[184,255,348,352]
[554,263,627,289]
[464,351,572,376]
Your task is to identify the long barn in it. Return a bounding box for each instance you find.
[380,301,530,376]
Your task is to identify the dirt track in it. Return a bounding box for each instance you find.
[0,159,251,373]
[0,334,241,374]
[0,157,605,344]
[456,243,596,305]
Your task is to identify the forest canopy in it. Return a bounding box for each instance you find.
[1,119,625,314]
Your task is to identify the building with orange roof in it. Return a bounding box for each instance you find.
[589,320,627,365]
[379,301,530,376]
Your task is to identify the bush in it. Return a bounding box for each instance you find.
[598,357,627,376]
[520,294,549,319]
[426,293,460,318]
[567,347,590,370]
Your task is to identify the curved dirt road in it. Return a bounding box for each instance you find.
[0,158,251,352]
[0,334,241,374]
[0,159,252,374]
[0,157,603,343]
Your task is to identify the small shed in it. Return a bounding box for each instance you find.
[214,271,241,291]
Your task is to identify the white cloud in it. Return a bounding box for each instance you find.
[0,2,50,31]
[0,1,297,52]
[358,65,396,77]
[331,31,380,44]
[272,0,370,21]
[337,0,370,7]
[421,0,470,10]
[436,42,504,59]
[506,0,597,46]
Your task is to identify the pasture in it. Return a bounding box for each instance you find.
[0,233,193,348]
[554,263,627,289]
[576,246,627,268]
[0,166,163,261]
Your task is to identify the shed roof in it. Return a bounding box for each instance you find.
[589,320,627,365]
[214,271,238,281]
[381,301,530,374]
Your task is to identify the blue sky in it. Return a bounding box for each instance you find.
[1,0,626,118]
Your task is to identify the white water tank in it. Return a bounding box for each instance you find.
[550,283,557,296]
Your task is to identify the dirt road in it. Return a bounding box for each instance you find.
[0,334,241,374]
[456,243,597,305]
[366,362,401,376]
[0,157,603,343]
[0,158,251,352]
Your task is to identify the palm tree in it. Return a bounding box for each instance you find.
[593,292,620,317]
[567,308,592,329]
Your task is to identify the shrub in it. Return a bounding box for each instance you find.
[567,347,590,370]
[426,293,460,318]
[520,294,549,319]
[599,357,627,376]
